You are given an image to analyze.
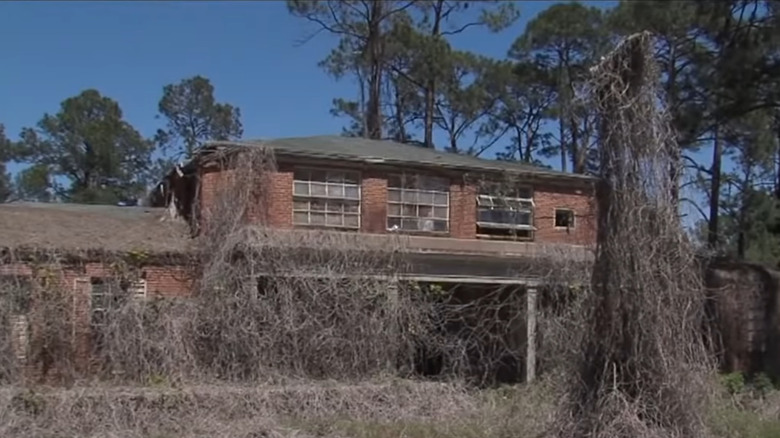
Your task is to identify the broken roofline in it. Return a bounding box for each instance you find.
[164,137,597,186]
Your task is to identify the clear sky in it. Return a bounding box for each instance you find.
[0,0,620,176]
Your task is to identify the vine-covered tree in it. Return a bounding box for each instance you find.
[16,89,153,204]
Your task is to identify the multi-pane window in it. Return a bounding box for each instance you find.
[387,174,450,232]
[88,278,145,327]
[293,168,361,229]
[90,278,118,328]
[128,279,147,300]
[476,186,534,239]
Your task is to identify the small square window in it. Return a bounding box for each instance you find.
[554,209,575,228]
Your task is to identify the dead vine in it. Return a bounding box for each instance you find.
[554,32,714,438]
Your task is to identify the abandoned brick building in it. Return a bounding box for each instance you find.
[1,135,598,382]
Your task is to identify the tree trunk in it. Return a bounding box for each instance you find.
[423,0,445,148]
[366,0,384,140]
[524,129,533,163]
[775,114,780,199]
[559,118,567,172]
[393,77,407,142]
[667,44,681,208]
[570,114,581,173]
[737,187,748,260]
[708,125,722,249]
[357,61,368,138]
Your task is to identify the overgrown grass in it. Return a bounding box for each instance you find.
[0,374,779,437]
[709,406,780,438]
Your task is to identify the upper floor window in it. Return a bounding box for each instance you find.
[387,174,450,233]
[293,168,361,229]
[476,186,534,240]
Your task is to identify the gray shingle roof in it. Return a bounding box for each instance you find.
[204,136,594,182]
[0,202,190,254]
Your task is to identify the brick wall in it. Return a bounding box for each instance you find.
[533,184,596,246]
[1,261,193,382]
[267,165,294,228]
[450,181,478,240]
[197,158,596,246]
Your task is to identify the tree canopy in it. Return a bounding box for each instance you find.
[15,89,153,204]
[155,75,243,161]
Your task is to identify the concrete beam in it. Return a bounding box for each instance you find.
[526,287,538,383]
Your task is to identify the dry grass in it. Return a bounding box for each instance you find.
[0,379,545,438]
[0,376,773,438]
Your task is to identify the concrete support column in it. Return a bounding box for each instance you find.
[386,277,399,373]
[526,287,538,383]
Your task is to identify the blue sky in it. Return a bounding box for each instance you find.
[0,0,619,175]
[2,0,718,228]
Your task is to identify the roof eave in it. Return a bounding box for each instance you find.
[271,149,596,185]
[191,140,597,186]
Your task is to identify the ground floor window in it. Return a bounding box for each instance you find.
[0,275,33,314]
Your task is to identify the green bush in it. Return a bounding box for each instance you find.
[751,373,774,398]
[722,372,747,395]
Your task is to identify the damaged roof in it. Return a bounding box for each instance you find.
[199,136,595,182]
[0,202,191,256]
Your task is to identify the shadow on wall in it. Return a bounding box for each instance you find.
[705,259,780,381]
[408,282,581,387]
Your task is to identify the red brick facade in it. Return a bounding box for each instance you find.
[1,154,595,382]
[1,262,192,380]
[198,157,596,247]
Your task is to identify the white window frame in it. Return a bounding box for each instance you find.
[89,278,113,328]
[128,279,147,300]
[476,194,535,231]
[292,167,362,229]
[554,208,576,229]
[387,174,450,233]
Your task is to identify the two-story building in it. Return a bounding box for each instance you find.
[1,135,596,383]
[157,135,596,283]
[154,135,597,383]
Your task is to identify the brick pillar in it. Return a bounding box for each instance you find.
[362,172,388,234]
[450,182,476,239]
[268,170,293,229]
